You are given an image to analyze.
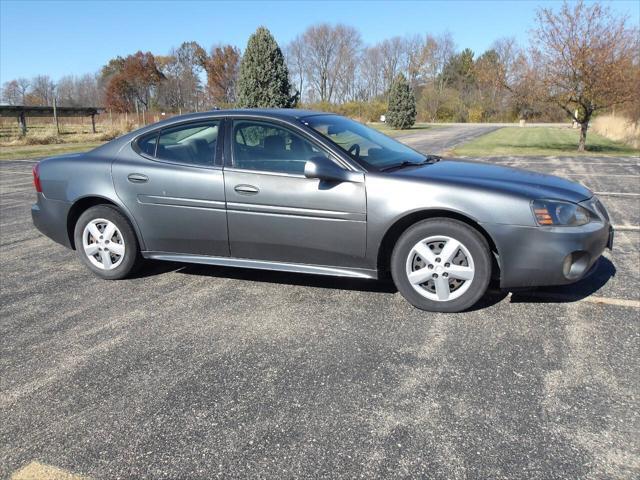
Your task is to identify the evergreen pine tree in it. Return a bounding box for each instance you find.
[236,27,296,108]
[386,74,417,129]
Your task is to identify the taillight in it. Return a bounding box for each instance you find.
[32,162,42,193]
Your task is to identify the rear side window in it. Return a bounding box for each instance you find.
[138,134,157,156]
[136,121,220,167]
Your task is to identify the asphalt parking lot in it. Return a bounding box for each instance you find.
[1,126,639,479]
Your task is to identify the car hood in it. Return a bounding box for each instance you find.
[392,159,592,203]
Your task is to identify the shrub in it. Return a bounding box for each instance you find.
[23,134,64,145]
[98,129,124,141]
[468,106,484,123]
[386,74,416,129]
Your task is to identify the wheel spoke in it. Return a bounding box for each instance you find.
[108,242,124,256]
[413,242,436,264]
[87,223,101,241]
[434,276,450,301]
[408,267,432,285]
[100,250,112,269]
[103,222,116,241]
[84,243,99,256]
[447,264,474,280]
[439,238,461,263]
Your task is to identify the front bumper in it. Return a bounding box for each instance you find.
[482,220,612,289]
[31,193,73,248]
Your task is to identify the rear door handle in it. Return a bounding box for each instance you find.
[128,173,148,183]
[234,184,259,195]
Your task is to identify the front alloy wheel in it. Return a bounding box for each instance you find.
[406,235,475,302]
[391,219,491,312]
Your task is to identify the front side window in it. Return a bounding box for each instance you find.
[303,115,426,171]
[137,121,220,167]
[232,120,328,174]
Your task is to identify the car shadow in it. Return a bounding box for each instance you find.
[133,260,397,293]
[131,256,616,309]
[508,257,616,304]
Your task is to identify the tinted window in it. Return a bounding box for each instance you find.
[232,120,328,174]
[304,115,426,171]
[138,133,157,156]
[145,121,220,167]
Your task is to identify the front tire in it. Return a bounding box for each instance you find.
[73,205,142,280]
[391,218,491,312]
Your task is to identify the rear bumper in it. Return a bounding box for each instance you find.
[31,193,72,248]
[482,221,611,289]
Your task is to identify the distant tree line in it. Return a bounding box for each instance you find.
[2,1,638,143]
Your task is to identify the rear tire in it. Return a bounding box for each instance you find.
[391,218,491,312]
[73,205,142,280]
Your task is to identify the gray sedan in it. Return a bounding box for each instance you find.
[31,109,613,312]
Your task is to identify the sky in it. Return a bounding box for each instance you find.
[1,0,638,84]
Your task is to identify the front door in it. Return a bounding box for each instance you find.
[112,119,229,256]
[224,119,367,268]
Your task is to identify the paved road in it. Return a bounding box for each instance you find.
[398,124,501,154]
[1,128,639,479]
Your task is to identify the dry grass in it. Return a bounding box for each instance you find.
[590,115,639,148]
[0,116,141,159]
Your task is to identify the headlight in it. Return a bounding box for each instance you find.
[531,199,591,226]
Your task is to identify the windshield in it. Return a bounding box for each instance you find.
[303,114,426,170]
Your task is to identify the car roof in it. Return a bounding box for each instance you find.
[158,108,335,125]
[89,109,340,157]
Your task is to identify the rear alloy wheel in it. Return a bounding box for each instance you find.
[391,219,491,312]
[82,218,126,271]
[74,205,142,280]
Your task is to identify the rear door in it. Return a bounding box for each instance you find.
[223,118,367,268]
[112,119,229,256]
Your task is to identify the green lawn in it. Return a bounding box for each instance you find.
[0,142,104,160]
[368,122,435,137]
[453,127,639,157]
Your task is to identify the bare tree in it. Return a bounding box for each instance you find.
[299,23,361,103]
[30,75,55,106]
[359,45,385,100]
[418,33,456,121]
[532,0,639,150]
[1,80,22,105]
[379,36,406,94]
[405,34,425,88]
[16,78,30,104]
[285,36,306,102]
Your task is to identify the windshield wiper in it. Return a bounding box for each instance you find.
[380,155,441,172]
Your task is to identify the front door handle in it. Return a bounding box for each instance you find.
[234,184,259,195]
[128,173,148,183]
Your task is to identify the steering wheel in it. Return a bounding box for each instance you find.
[347,143,361,160]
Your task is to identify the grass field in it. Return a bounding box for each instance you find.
[453,126,640,157]
[0,142,104,160]
[368,122,434,137]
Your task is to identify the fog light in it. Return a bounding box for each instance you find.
[562,251,591,280]
[562,254,573,277]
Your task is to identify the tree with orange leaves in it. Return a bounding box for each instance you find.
[103,51,165,112]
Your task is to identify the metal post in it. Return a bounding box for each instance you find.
[52,97,60,135]
[18,111,27,135]
[91,114,96,133]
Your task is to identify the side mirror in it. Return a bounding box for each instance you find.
[304,156,354,183]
